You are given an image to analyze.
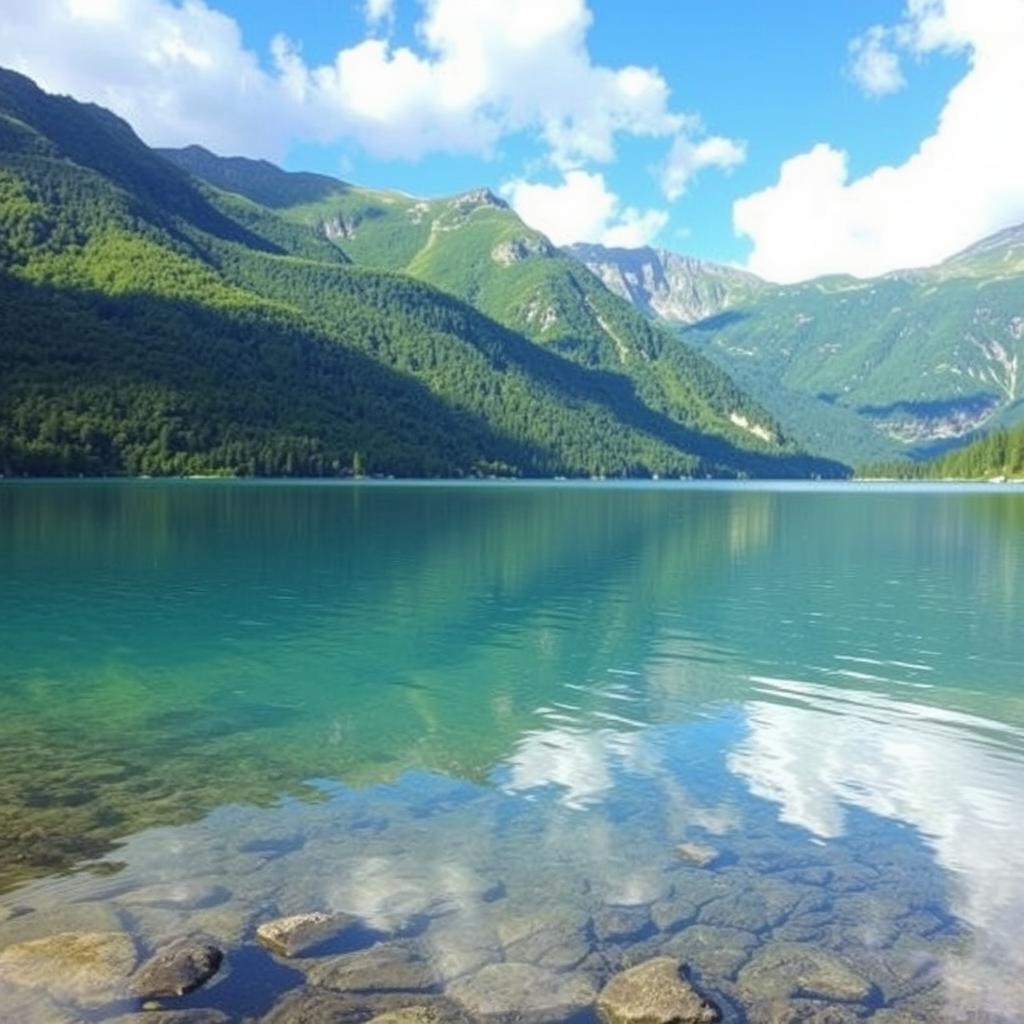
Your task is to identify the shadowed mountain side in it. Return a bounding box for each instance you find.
[210,250,848,480]
[0,272,547,477]
[0,69,283,255]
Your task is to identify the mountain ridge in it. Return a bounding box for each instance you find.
[568,230,1024,464]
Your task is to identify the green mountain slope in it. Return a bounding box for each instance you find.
[161,145,830,471]
[0,69,842,479]
[566,240,1024,466]
[863,423,1024,480]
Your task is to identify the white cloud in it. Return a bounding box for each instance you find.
[848,24,906,97]
[501,170,668,247]
[660,128,746,201]
[735,0,1024,282]
[0,0,708,167]
[364,0,395,29]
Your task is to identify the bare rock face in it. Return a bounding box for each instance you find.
[596,957,721,1024]
[129,936,223,998]
[256,911,361,958]
[448,961,596,1023]
[0,930,137,1007]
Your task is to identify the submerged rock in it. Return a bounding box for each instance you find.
[674,843,720,869]
[130,936,223,997]
[650,895,698,934]
[256,911,361,958]
[660,925,757,980]
[104,1012,230,1024]
[737,944,873,1004]
[744,1000,863,1024]
[0,930,137,1007]
[593,905,654,944]
[121,881,230,911]
[261,986,459,1024]
[448,962,596,1023]
[596,957,721,1024]
[305,940,439,993]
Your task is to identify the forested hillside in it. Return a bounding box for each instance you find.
[0,69,843,479]
[161,145,813,466]
[862,424,1024,480]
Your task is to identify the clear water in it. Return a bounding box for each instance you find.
[1,481,1022,1023]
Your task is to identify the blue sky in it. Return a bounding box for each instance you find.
[210,0,964,265]
[1,0,1020,281]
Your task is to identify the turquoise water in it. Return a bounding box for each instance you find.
[1,480,1023,1022]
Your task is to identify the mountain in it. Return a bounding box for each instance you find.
[571,237,1024,465]
[160,145,828,465]
[0,70,840,479]
[566,243,766,324]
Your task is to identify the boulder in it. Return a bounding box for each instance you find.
[261,987,457,1024]
[256,911,361,958]
[130,936,223,997]
[448,961,596,1023]
[595,957,721,1024]
[0,930,137,1007]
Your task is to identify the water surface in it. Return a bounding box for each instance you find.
[1,481,1022,1022]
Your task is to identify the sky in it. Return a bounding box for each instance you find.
[1,0,1022,282]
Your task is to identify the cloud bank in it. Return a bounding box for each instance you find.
[735,0,1024,282]
[0,0,744,248]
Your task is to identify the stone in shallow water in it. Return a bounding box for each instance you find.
[698,874,808,934]
[0,930,137,1007]
[650,895,698,934]
[675,843,720,869]
[737,944,873,1004]
[256,911,362,958]
[593,905,654,944]
[129,936,223,997]
[261,987,459,1024]
[0,901,124,948]
[368,1006,469,1024]
[596,957,721,1024]
[305,940,440,993]
[121,881,231,911]
[104,1012,230,1024]
[448,962,596,1024]
[660,925,757,980]
[744,999,864,1024]
[0,984,79,1024]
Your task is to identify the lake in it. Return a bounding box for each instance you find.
[0,480,1022,1023]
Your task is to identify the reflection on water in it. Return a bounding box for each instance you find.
[0,481,1022,1023]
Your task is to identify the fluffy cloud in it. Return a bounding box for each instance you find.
[847,25,906,97]
[735,0,1024,282]
[0,0,705,165]
[501,170,668,247]
[660,128,746,201]
[0,0,742,225]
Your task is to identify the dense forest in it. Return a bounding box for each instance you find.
[861,424,1024,480]
[0,68,845,480]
